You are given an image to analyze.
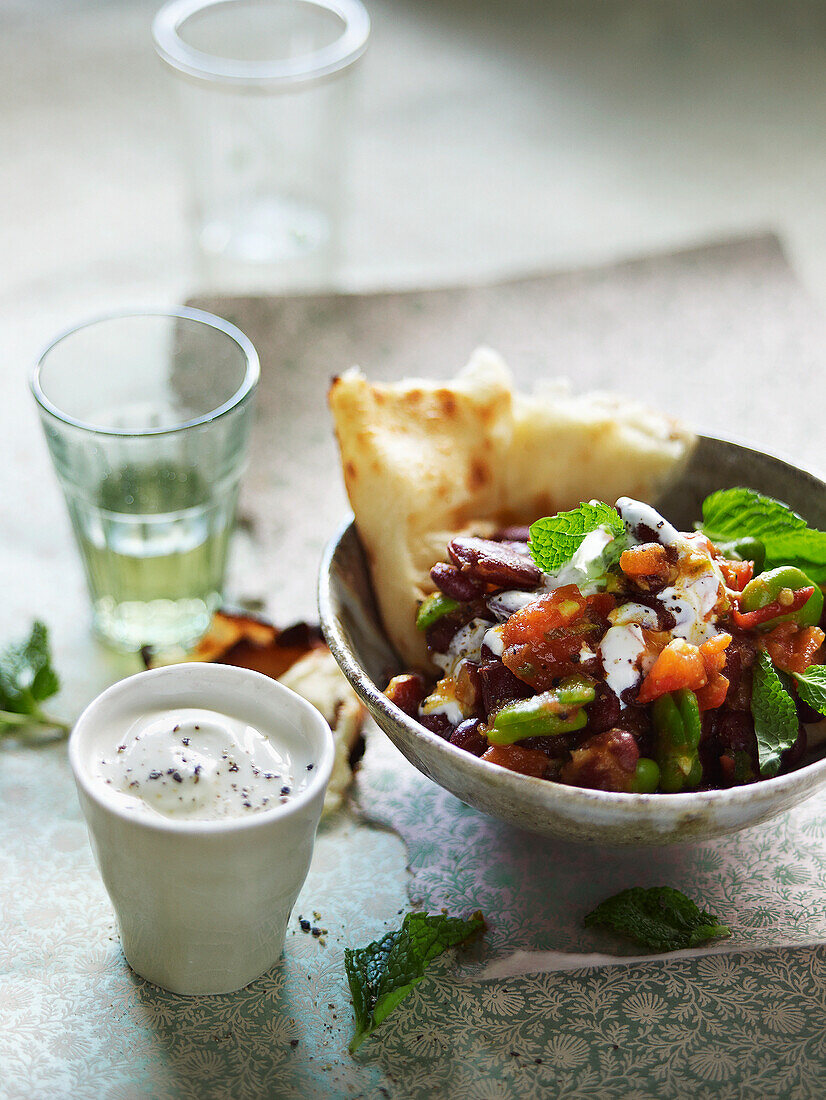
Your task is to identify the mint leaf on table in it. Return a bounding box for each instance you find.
[699,487,826,583]
[791,664,826,717]
[528,502,625,574]
[751,649,800,777]
[0,621,69,738]
[584,887,731,952]
[345,911,484,1053]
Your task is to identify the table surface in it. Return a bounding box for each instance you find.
[5,2,826,1097]
[4,238,826,1099]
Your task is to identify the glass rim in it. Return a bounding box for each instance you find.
[152,0,370,89]
[30,307,260,439]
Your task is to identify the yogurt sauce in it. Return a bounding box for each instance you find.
[95,706,314,821]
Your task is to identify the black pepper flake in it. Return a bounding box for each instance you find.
[181,737,190,746]
[306,763,314,771]
[173,724,180,733]
[263,772,277,780]
[243,801,252,808]
[148,771,162,781]
[228,761,239,773]
[290,1040,299,1049]
[117,745,126,754]
[280,786,291,796]
[300,919,311,932]
[171,771,183,783]
[194,725,200,730]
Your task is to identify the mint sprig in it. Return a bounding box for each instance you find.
[750,649,800,777]
[584,887,731,952]
[345,911,484,1053]
[700,487,826,582]
[0,621,69,739]
[792,665,826,716]
[528,502,625,574]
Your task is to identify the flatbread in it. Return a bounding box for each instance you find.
[329,349,694,668]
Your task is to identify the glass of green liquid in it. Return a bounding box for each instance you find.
[31,309,259,653]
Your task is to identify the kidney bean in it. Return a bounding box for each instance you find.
[385,672,428,716]
[560,729,640,792]
[481,743,551,778]
[450,719,489,757]
[448,537,541,589]
[476,658,532,718]
[614,705,653,757]
[585,682,621,734]
[430,561,485,602]
[492,525,531,543]
[715,711,759,784]
[425,602,487,655]
[418,713,454,739]
[520,731,586,757]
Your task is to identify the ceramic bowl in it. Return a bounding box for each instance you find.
[70,663,335,994]
[319,436,826,845]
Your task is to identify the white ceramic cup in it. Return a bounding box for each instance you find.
[70,663,334,995]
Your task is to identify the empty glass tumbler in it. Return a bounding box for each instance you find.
[153,0,370,288]
[31,309,259,652]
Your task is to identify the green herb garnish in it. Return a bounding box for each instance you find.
[584,887,731,952]
[792,664,826,716]
[700,487,826,582]
[345,911,484,1053]
[750,649,800,777]
[0,621,69,739]
[528,502,625,574]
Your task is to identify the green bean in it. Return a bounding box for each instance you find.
[416,592,460,632]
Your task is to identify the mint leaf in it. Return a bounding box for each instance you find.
[528,502,625,574]
[700,488,807,543]
[584,887,730,952]
[792,665,826,717]
[699,487,826,583]
[0,621,68,738]
[751,649,800,777]
[345,911,484,1053]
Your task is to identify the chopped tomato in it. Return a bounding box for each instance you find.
[719,559,753,591]
[762,623,826,674]
[700,633,731,675]
[695,672,730,711]
[636,638,708,704]
[481,743,550,779]
[501,585,593,689]
[619,543,670,579]
[502,585,587,645]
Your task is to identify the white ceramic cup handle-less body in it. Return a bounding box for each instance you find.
[70,663,335,996]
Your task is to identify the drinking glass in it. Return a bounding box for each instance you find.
[31,309,259,653]
[152,0,370,289]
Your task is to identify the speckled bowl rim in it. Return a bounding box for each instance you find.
[318,437,826,831]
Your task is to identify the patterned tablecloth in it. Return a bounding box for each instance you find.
[3,236,826,1099]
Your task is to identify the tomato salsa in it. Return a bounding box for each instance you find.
[385,494,826,793]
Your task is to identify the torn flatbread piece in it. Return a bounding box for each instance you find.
[329,349,695,669]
